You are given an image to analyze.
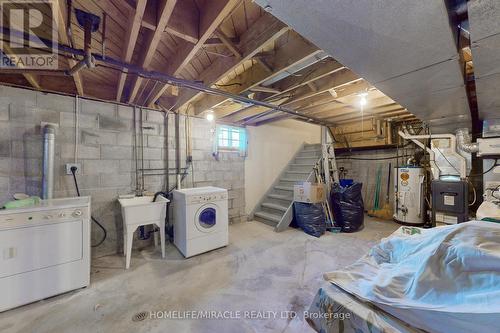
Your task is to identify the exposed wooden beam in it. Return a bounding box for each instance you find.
[214,29,241,58]
[123,0,136,10]
[147,12,289,108]
[284,70,361,107]
[141,3,157,31]
[249,86,281,94]
[116,0,147,102]
[193,33,320,115]
[204,37,240,46]
[0,44,40,89]
[127,0,178,103]
[144,0,242,107]
[253,58,345,105]
[327,107,407,123]
[346,109,410,122]
[256,58,273,72]
[224,71,364,124]
[164,26,199,44]
[336,112,414,125]
[307,82,317,92]
[314,103,400,119]
[309,96,395,118]
[55,0,83,95]
[164,1,200,43]
[286,62,345,91]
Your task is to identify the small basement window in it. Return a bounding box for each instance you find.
[217,125,241,150]
[216,125,247,155]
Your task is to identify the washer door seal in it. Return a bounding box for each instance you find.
[195,204,218,233]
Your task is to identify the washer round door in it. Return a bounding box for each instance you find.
[195,204,219,233]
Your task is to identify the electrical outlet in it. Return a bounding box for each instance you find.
[65,163,81,175]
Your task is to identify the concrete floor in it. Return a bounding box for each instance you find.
[0,216,398,333]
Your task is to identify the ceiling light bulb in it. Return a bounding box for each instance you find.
[358,93,368,107]
[206,112,214,121]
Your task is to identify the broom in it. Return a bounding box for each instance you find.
[368,165,382,216]
[369,163,393,220]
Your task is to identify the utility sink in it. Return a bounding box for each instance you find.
[118,196,169,226]
[118,195,169,269]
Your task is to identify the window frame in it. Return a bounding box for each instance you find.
[217,125,243,152]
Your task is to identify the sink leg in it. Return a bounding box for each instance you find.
[123,226,127,256]
[160,224,166,259]
[125,227,135,269]
[154,228,159,248]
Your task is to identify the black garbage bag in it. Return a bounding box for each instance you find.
[330,182,364,232]
[292,202,326,237]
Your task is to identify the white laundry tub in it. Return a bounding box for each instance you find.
[118,196,168,226]
[118,195,169,268]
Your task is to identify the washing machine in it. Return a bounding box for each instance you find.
[173,187,228,258]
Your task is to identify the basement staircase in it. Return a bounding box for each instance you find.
[252,143,322,231]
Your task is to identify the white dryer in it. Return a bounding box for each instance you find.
[0,197,90,312]
[173,187,228,258]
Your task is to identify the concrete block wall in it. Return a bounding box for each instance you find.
[0,85,246,257]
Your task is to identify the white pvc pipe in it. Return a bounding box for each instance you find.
[398,131,440,179]
[42,124,56,199]
[398,131,467,179]
[74,95,79,163]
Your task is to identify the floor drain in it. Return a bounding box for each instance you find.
[132,311,148,322]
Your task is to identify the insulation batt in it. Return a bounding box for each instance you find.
[324,221,500,333]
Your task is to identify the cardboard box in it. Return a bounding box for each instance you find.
[294,182,326,203]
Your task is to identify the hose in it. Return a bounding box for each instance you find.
[70,166,107,247]
[336,154,414,161]
[468,159,499,178]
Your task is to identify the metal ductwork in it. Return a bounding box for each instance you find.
[254,0,471,133]
[456,128,479,153]
[42,124,56,199]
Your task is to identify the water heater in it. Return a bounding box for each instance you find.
[394,167,426,225]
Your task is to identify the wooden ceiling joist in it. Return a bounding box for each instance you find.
[214,29,241,58]
[337,112,415,125]
[143,0,242,107]
[309,96,395,119]
[332,108,410,123]
[225,71,365,124]
[193,33,321,116]
[148,12,289,109]
[0,0,414,130]
[0,44,40,89]
[126,0,178,103]
[318,102,400,119]
[116,0,147,102]
[270,59,345,97]
[55,0,83,95]
[204,37,240,46]
[222,58,347,122]
[327,107,407,123]
[163,1,200,44]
